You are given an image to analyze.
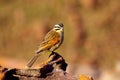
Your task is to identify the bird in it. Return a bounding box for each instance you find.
[26,23,64,68]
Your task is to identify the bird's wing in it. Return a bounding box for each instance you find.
[35,30,60,53]
[44,30,57,41]
[39,37,60,51]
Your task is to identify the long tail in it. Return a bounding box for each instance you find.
[26,54,39,68]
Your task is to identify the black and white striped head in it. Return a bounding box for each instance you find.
[53,23,64,32]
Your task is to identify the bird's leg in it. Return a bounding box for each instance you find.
[48,57,63,65]
[39,51,63,68]
[36,51,67,71]
[38,51,56,68]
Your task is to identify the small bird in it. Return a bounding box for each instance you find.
[26,23,64,68]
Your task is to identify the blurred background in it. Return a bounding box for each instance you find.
[0,0,120,80]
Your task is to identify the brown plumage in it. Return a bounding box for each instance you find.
[26,23,64,68]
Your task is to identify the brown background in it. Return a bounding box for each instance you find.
[0,0,120,80]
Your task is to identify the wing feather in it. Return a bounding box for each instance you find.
[36,30,60,53]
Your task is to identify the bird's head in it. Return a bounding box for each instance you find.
[53,23,64,32]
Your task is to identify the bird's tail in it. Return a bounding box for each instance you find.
[26,54,39,68]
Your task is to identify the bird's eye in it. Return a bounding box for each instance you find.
[57,26,60,28]
[54,26,60,30]
[55,26,60,29]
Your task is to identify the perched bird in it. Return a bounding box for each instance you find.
[26,23,64,68]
